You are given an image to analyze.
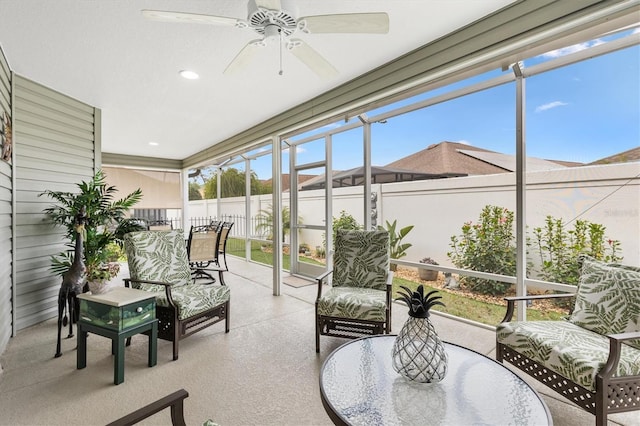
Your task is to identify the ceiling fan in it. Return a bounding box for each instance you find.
[142,0,389,79]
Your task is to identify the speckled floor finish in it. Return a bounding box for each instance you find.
[0,258,637,425]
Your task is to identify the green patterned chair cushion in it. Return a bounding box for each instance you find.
[147,284,230,320]
[124,229,230,320]
[497,320,640,392]
[124,230,193,292]
[568,255,640,350]
[317,287,387,322]
[332,229,390,291]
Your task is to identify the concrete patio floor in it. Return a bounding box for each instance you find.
[0,257,637,425]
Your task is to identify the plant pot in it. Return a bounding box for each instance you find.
[87,279,111,295]
[418,269,438,281]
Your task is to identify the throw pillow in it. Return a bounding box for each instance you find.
[568,255,640,349]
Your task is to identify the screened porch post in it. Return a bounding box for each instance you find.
[514,62,527,322]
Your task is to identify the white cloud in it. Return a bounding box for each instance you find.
[456,140,472,145]
[535,101,568,113]
[282,146,306,155]
[541,39,604,58]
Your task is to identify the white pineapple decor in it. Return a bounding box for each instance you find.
[392,285,448,383]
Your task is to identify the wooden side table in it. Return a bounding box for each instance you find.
[77,287,158,385]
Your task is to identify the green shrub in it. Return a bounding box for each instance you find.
[379,219,414,271]
[322,210,361,250]
[532,216,622,285]
[448,205,515,295]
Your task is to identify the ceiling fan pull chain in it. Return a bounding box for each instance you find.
[278,28,283,75]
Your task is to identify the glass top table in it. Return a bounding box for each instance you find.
[320,335,552,426]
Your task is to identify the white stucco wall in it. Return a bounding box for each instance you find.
[189,162,640,268]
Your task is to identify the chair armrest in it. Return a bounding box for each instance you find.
[608,331,640,341]
[106,388,189,426]
[123,278,177,309]
[316,270,333,301]
[600,331,640,381]
[501,293,575,323]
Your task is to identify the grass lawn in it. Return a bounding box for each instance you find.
[227,238,324,272]
[391,277,566,326]
[226,238,566,326]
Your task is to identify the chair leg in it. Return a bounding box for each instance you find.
[172,340,179,361]
[315,312,320,353]
[172,317,180,361]
[225,301,230,333]
[218,270,226,286]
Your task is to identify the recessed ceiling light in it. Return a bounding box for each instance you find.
[149,141,159,146]
[179,70,199,80]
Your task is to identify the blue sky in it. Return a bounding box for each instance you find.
[222,30,640,180]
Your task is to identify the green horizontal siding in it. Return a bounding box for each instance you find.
[0,46,12,353]
[13,74,98,330]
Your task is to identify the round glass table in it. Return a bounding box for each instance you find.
[320,335,552,425]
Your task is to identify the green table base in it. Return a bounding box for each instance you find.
[77,319,158,385]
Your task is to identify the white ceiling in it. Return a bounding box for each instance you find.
[0,0,515,161]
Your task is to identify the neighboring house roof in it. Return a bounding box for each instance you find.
[385,142,508,175]
[458,150,572,172]
[262,173,316,192]
[589,146,640,165]
[386,141,576,175]
[299,166,463,191]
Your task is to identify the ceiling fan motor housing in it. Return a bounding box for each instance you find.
[247,0,296,37]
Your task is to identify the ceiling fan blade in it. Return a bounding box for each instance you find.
[253,0,282,10]
[287,39,338,79]
[300,13,389,34]
[224,40,265,75]
[141,10,241,26]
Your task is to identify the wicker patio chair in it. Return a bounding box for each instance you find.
[496,255,640,425]
[124,229,230,360]
[315,229,392,353]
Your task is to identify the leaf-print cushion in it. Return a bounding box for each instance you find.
[332,229,390,291]
[497,320,640,392]
[147,284,230,320]
[317,287,387,322]
[568,255,640,350]
[124,230,193,292]
[124,230,229,319]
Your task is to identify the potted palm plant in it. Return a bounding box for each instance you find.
[40,170,144,287]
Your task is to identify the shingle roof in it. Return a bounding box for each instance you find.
[385,141,577,175]
[384,142,509,175]
[589,146,640,165]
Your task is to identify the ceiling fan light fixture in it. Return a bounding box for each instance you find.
[179,70,199,80]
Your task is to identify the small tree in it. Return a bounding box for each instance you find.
[203,168,266,199]
[255,205,301,243]
[188,182,202,200]
[448,205,515,295]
